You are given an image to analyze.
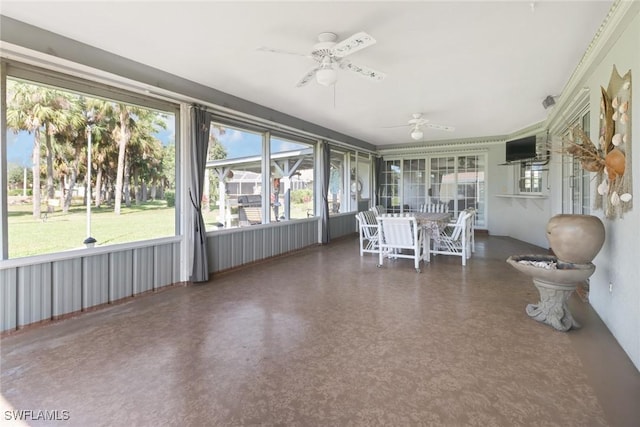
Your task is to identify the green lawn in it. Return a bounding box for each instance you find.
[8,200,176,258]
[8,199,314,259]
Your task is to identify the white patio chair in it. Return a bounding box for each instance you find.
[464,207,476,252]
[430,211,472,265]
[376,213,424,272]
[370,205,386,216]
[419,203,448,213]
[356,210,379,256]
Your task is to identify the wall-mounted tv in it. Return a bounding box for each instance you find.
[505,135,537,162]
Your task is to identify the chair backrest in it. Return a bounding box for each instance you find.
[357,211,378,239]
[422,203,448,213]
[464,207,476,225]
[449,211,470,241]
[370,205,387,216]
[377,214,418,247]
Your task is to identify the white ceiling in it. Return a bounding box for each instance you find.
[0,1,613,146]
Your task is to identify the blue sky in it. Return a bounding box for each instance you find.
[6,131,32,166]
[6,121,310,168]
[214,127,310,159]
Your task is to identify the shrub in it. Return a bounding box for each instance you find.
[165,190,175,207]
[291,188,312,204]
[8,189,32,196]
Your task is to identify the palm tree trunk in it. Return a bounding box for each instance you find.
[94,167,102,208]
[63,156,80,213]
[124,157,131,208]
[114,108,130,215]
[32,132,42,219]
[134,172,141,205]
[45,129,55,212]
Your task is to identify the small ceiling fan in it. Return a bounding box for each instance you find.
[386,113,455,140]
[258,31,386,87]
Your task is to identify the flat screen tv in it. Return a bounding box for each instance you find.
[505,135,537,162]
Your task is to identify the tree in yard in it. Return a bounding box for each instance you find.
[85,99,138,214]
[6,80,85,217]
[6,81,45,218]
[85,99,118,208]
[205,127,227,210]
[123,109,166,206]
[7,164,32,195]
[53,99,89,213]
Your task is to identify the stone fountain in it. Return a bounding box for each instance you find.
[507,214,605,331]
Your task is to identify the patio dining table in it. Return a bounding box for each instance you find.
[414,211,452,262]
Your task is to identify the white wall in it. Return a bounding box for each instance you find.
[585,10,640,371]
[487,142,551,249]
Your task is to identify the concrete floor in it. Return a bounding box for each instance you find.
[1,234,639,426]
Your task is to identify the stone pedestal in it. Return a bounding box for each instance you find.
[526,279,580,331]
[507,254,595,332]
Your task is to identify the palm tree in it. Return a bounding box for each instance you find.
[53,103,88,212]
[85,99,117,208]
[6,81,47,218]
[125,110,166,205]
[85,99,134,214]
[6,80,83,218]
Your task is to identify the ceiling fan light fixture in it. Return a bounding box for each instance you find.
[410,128,423,140]
[316,67,337,86]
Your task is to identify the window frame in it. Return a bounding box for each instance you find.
[204,115,318,228]
[1,60,181,260]
[561,108,592,214]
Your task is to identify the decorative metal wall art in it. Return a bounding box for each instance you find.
[562,66,632,219]
[596,66,632,218]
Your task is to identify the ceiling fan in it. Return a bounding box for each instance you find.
[258,31,386,87]
[386,113,455,140]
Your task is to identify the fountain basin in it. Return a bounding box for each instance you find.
[506,254,595,284]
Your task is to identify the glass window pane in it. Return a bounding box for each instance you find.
[380,160,401,212]
[430,156,455,212]
[270,137,314,220]
[429,155,485,227]
[403,158,425,212]
[329,150,345,214]
[205,124,263,229]
[357,153,370,202]
[5,78,176,258]
[456,155,480,211]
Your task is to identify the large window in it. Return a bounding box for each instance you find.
[429,156,455,210]
[403,158,426,211]
[519,162,544,193]
[356,153,371,203]
[329,149,346,214]
[430,155,485,226]
[3,77,176,259]
[270,136,314,220]
[204,121,316,228]
[380,160,401,212]
[204,124,263,229]
[562,111,591,214]
[382,154,486,227]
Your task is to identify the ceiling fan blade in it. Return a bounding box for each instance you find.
[424,123,456,132]
[331,32,376,58]
[295,66,321,87]
[381,124,411,129]
[408,118,430,126]
[339,60,385,81]
[257,46,311,58]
